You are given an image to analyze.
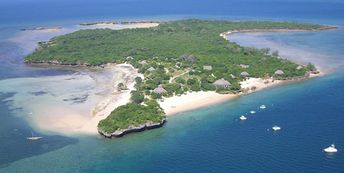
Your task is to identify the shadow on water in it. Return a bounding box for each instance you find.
[0,92,78,166]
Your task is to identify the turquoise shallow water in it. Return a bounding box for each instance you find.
[230,27,344,71]
[2,75,344,172]
[0,0,344,172]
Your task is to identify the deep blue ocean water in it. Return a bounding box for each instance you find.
[0,0,344,172]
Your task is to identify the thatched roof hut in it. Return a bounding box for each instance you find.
[274,70,285,75]
[214,78,231,88]
[126,56,133,60]
[240,71,250,77]
[181,54,197,63]
[139,60,148,65]
[153,85,167,94]
[296,65,303,70]
[203,65,212,71]
[147,67,155,72]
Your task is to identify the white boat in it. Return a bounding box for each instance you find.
[272,125,281,131]
[27,136,43,141]
[260,105,266,109]
[323,144,338,153]
[250,110,256,114]
[239,115,247,121]
[27,131,43,141]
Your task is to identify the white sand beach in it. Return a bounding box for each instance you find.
[52,64,141,135]
[0,64,140,135]
[159,91,238,115]
[77,64,143,134]
[79,22,160,30]
[159,77,306,116]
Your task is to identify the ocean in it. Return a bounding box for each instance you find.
[0,0,344,172]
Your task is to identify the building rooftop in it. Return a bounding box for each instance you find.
[240,71,250,77]
[214,78,231,88]
[203,65,212,71]
[153,85,167,94]
[274,70,285,75]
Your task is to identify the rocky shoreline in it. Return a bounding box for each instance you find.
[98,118,167,138]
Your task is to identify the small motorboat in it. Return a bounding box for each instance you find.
[272,125,281,131]
[239,115,247,121]
[260,105,266,109]
[250,110,256,114]
[323,144,338,153]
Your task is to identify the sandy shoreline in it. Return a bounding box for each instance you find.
[0,63,141,136]
[77,64,142,134]
[159,91,238,115]
[78,22,160,30]
[158,78,282,116]
[58,63,141,135]
[220,26,337,40]
[159,74,321,116]
[43,63,141,135]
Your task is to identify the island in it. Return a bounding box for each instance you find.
[25,19,334,138]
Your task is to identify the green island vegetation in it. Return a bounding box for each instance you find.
[98,99,165,133]
[26,19,325,136]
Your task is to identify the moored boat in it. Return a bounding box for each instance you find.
[272,125,281,131]
[260,105,266,109]
[323,144,338,153]
[240,115,247,121]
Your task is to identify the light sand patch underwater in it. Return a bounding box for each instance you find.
[0,22,158,136]
[229,32,343,73]
[8,22,160,55]
[0,64,139,136]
